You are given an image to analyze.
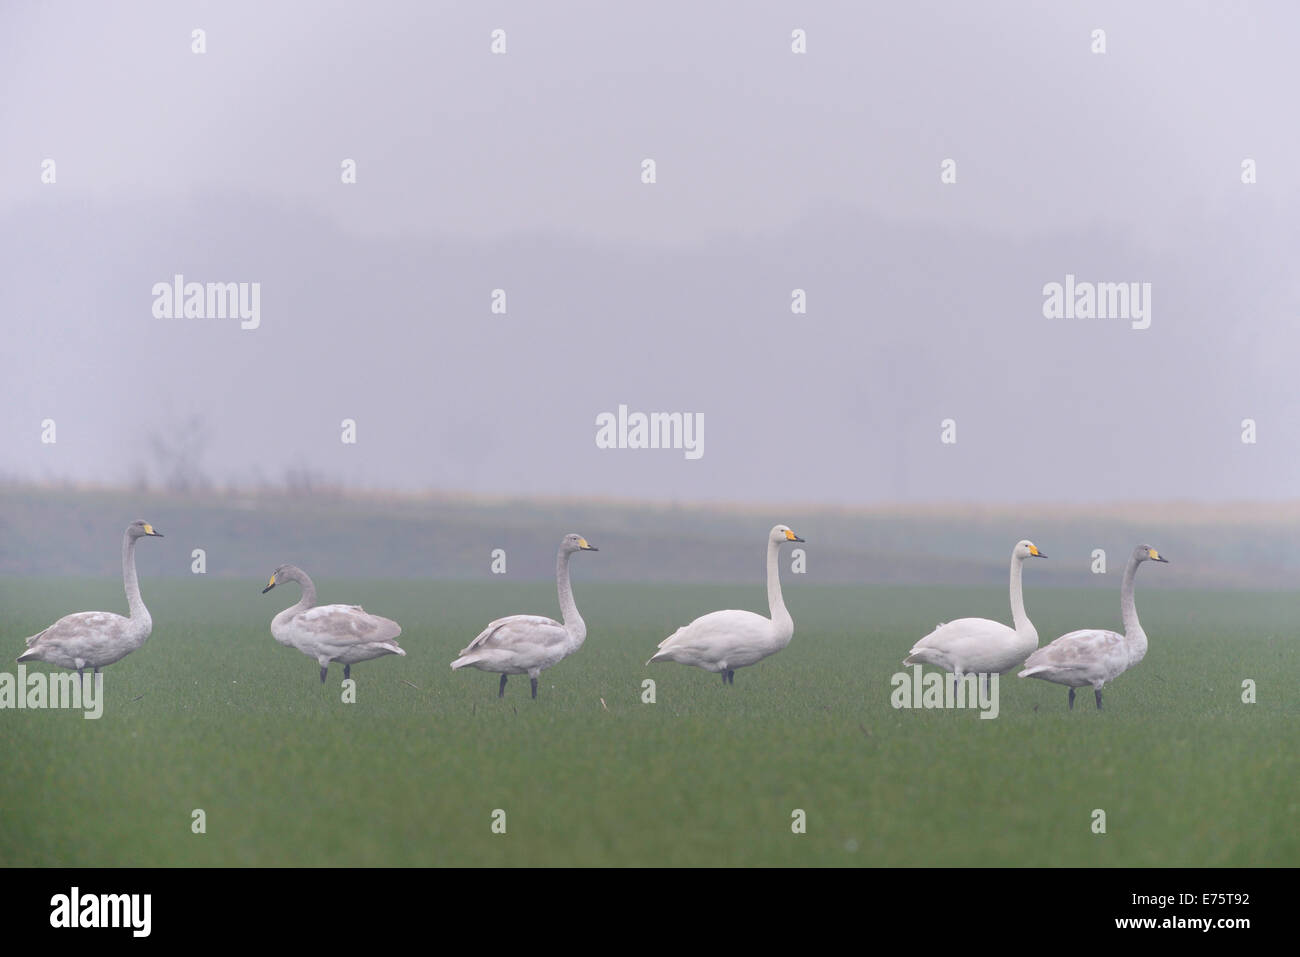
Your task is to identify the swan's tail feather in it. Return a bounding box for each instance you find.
[450,655,474,670]
[1018,665,1046,678]
[656,626,689,650]
[903,648,942,667]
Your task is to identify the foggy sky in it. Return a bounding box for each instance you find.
[2,1,1298,505]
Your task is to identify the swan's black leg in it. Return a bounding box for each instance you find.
[1068,688,1075,710]
[1095,688,1103,710]
[728,670,735,684]
[530,677,538,699]
[319,665,328,683]
[343,663,351,680]
[498,674,507,698]
[982,673,990,697]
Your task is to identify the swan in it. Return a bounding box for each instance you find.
[1019,545,1168,709]
[903,540,1046,689]
[263,564,404,683]
[647,524,804,684]
[17,520,164,678]
[451,533,598,699]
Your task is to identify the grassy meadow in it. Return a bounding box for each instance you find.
[1,576,1295,867]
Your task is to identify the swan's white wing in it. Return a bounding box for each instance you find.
[461,615,565,655]
[904,617,1032,672]
[908,617,1014,653]
[1020,629,1124,683]
[652,609,775,668]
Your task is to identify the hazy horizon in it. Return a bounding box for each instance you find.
[3,2,1297,506]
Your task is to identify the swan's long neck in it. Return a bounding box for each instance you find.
[556,549,585,637]
[1008,555,1031,633]
[294,571,318,610]
[1120,556,1144,639]
[122,530,147,621]
[272,570,316,639]
[766,538,791,631]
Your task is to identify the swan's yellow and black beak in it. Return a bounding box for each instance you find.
[1029,544,1046,558]
[143,523,163,537]
[262,573,277,594]
[578,538,598,551]
[1148,548,1169,563]
[784,529,806,543]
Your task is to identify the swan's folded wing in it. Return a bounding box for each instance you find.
[909,617,1012,654]
[657,609,769,654]
[1023,629,1121,676]
[296,604,402,646]
[26,611,126,647]
[461,615,566,655]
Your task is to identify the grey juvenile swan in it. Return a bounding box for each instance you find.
[451,533,598,699]
[1019,545,1168,709]
[263,564,405,683]
[18,520,164,677]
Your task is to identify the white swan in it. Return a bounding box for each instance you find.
[903,540,1046,687]
[451,533,598,699]
[263,564,404,683]
[647,524,804,684]
[1019,545,1167,709]
[17,520,164,677]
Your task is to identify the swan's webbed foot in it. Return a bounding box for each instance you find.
[1095,688,1103,710]
[498,674,508,698]
[530,677,538,699]
[1068,688,1075,710]
[319,665,328,683]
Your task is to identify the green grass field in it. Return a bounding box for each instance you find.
[1,578,1296,867]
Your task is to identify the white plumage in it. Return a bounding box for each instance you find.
[1019,544,1168,709]
[451,533,597,699]
[17,520,164,676]
[648,524,804,684]
[264,564,404,683]
[904,539,1045,681]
